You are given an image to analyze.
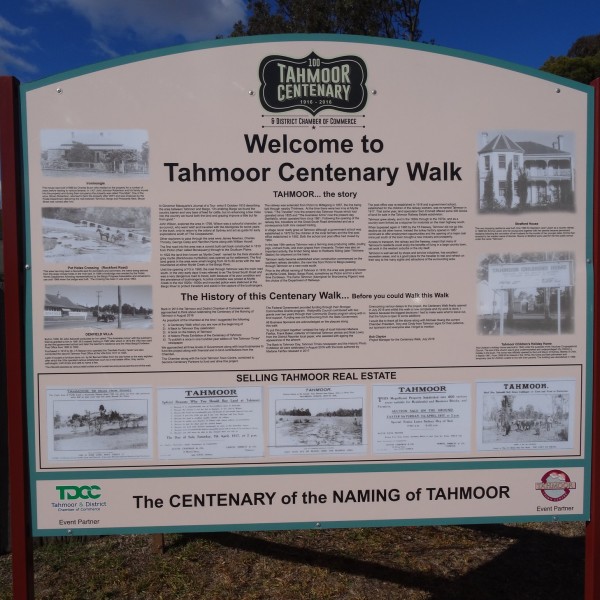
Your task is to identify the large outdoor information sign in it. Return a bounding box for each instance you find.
[20,35,593,535]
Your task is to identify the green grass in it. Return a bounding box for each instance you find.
[0,522,586,599]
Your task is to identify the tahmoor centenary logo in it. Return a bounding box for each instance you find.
[535,470,576,502]
[259,52,368,115]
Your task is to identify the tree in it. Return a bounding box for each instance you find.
[540,33,600,84]
[141,141,149,164]
[231,0,285,36]
[516,169,528,209]
[505,161,513,210]
[65,142,94,164]
[102,149,139,174]
[482,169,495,211]
[230,0,423,40]
[103,149,138,164]
[500,395,513,430]
[540,55,600,84]
[567,34,600,58]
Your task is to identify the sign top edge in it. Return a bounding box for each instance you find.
[20,33,593,95]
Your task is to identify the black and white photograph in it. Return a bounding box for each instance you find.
[477,379,575,451]
[44,284,153,330]
[270,386,365,455]
[43,206,151,263]
[48,386,152,460]
[477,130,575,213]
[41,129,149,177]
[477,252,575,335]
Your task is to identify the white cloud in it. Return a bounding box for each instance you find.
[47,0,246,42]
[0,15,32,36]
[91,37,120,59]
[0,15,37,75]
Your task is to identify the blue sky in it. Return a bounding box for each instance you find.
[0,0,599,83]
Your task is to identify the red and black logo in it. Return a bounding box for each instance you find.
[535,470,576,502]
[259,52,367,115]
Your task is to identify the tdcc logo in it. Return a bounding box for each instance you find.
[56,485,101,500]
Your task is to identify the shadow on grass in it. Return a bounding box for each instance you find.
[454,524,584,599]
[169,524,585,600]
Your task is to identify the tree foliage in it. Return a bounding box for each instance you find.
[540,33,600,84]
[65,142,94,163]
[102,148,139,165]
[567,34,600,58]
[277,407,312,416]
[505,161,513,210]
[230,0,422,40]
[141,141,149,164]
[483,169,495,211]
[516,169,528,209]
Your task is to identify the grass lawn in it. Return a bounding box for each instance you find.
[0,521,586,599]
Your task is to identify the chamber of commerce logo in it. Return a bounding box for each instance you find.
[259,52,367,115]
[56,484,101,500]
[535,470,576,502]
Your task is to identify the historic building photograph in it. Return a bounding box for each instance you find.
[40,129,149,177]
[477,131,575,212]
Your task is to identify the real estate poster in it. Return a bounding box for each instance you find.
[20,36,593,534]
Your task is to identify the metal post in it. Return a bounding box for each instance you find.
[0,76,34,598]
[584,77,600,600]
[0,285,8,555]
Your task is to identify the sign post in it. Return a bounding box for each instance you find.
[584,76,599,600]
[0,75,34,600]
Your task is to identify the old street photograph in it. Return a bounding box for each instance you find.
[44,284,153,330]
[477,252,575,335]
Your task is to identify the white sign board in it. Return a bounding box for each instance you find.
[21,36,593,535]
[488,261,573,289]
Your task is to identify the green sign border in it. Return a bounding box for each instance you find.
[19,34,594,536]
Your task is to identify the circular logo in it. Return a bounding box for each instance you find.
[536,470,575,502]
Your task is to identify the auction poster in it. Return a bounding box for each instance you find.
[19,35,593,535]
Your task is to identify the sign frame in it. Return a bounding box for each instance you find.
[6,34,596,539]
